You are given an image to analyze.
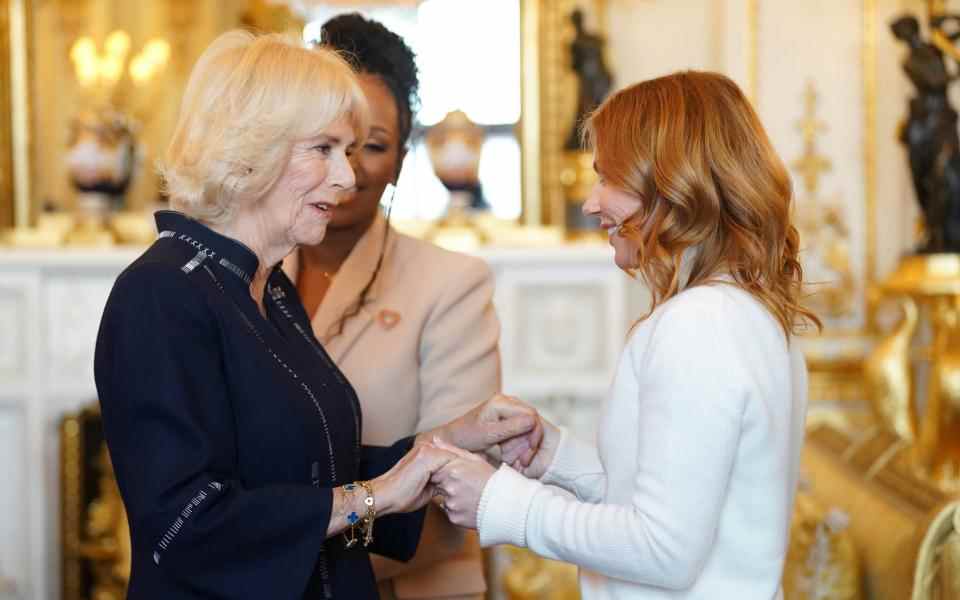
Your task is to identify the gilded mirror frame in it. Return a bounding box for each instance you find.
[0,0,28,230]
[0,0,10,230]
[4,0,589,230]
[2,0,33,230]
[523,0,605,227]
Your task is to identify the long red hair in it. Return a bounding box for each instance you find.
[584,71,821,337]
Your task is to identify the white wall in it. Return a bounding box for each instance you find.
[602,0,924,351]
[606,0,727,87]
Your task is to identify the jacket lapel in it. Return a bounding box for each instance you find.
[288,213,392,361]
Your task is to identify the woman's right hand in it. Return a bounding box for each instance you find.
[499,414,562,480]
[372,443,458,515]
[421,393,543,464]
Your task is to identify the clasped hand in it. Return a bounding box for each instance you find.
[375,394,547,520]
[426,394,560,529]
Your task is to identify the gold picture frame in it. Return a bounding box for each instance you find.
[0,0,29,230]
[3,0,293,228]
[61,404,131,600]
[0,0,11,230]
[3,0,588,231]
[522,0,606,228]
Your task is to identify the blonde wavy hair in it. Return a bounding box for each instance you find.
[159,30,369,225]
[583,71,821,337]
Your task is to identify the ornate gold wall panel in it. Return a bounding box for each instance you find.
[62,405,131,600]
[0,0,12,229]
[61,413,82,600]
[792,82,859,323]
[751,1,877,338]
[535,0,577,227]
[764,1,881,417]
[520,0,542,225]
[0,0,31,229]
[10,0,31,228]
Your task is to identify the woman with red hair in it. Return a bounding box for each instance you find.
[431,71,821,599]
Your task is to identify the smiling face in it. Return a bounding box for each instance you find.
[581,170,645,270]
[260,115,357,248]
[325,73,403,232]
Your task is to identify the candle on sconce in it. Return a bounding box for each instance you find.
[69,36,99,87]
[104,30,131,58]
[129,38,171,86]
[69,31,169,89]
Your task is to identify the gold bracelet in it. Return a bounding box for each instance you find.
[342,483,362,549]
[356,480,376,547]
[342,481,376,549]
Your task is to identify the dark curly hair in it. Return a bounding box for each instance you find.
[320,13,420,147]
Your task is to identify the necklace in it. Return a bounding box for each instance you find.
[298,259,337,282]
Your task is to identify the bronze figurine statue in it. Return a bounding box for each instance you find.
[891,14,960,253]
[565,9,613,150]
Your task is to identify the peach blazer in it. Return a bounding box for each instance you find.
[285,213,500,600]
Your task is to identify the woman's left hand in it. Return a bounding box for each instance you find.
[428,438,496,529]
[420,393,542,464]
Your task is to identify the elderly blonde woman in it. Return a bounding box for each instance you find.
[94,31,537,600]
[432,72,820,599]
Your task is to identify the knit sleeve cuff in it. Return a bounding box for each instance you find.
[541,427,599,488]
[476,464,540,548]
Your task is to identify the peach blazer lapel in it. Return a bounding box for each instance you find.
[286,213,391,362]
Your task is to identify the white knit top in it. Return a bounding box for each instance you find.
[478,282,808,599]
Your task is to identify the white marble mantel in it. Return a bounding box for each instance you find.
[0,243,645,600]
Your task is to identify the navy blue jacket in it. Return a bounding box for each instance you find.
[94,211,425,599]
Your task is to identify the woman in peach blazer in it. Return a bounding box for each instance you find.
[284,14,499,600]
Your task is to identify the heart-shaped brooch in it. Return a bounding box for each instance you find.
[377,309,401,330]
